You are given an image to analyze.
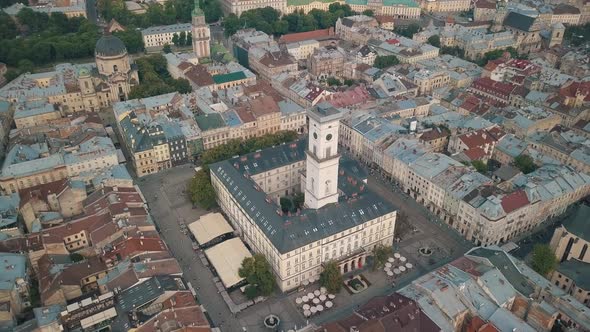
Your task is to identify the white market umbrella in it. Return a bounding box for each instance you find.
[399,266,406,272]
[325,301,333,308]
[328,294,336,299]
[309,277,315,284]
[317,304,324,311]
[406,262,413,269]
[393,268,400,274]
[302,296,309,303]
[388,257,395,263]
[387,270,394,277]
[307,292,314,299]
[303,304,310,311]
[310,306,317,314]
[313,298,320,304]
[296,297,302,305]
[320,286,327,294]
[383,267,389,272]
[385,262,392,268]
[302,279,309,286]
[314,290,321,296]
[394,253,401,259]
[400,256,407,262]
[319,294,326,301]
[304,310,311,317]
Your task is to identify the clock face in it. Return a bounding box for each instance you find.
[326,134,333,141]
[313,132,318,139]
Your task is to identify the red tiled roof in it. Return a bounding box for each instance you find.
[278,27,334,44]
[559,81,590,101]
[458,128,501,149]
[375,15,395,24]
[501,190,530,214]
[464,147,487,161]
[19,179,73,208]
[419,127,449,141]
[235,107,256,123]
[474,0,496,9]
[102,237,168,262]
[248,95,280,117]
[135,305,210,332]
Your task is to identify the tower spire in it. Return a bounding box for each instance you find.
[192,0,204,17]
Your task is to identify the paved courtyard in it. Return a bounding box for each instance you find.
[138,163,473,331]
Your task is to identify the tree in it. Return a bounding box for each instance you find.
[372,245,390,271]
[514,154,536,174]
[344,79,355,86]
[179,31,187,46]
[320,261,343,293]
[564,22,590,46]
[69,253,85,262]
[172,33,180,46]
[394,23,420,38]
[373,55,399,69]
[440,46,465,58]
[427,35,440,48]
[471,160,487,174]
[188,169,217,209]
[293,193,304,209]
[362,9,374,17]
[531,244,557,275]
[238,254,275,299]
[114,30,145,53]
[326,77,341,86]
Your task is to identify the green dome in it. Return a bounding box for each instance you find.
[78,67,90,77]
[95,34,127,57]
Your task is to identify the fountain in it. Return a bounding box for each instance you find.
[419,247,433,256]
[264,314,280,329]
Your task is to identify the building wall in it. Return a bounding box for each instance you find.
[211,170,396,291]
[422,0,470,12]
[143,28,192,48]
[220,0,287,16]
[0,166,68,195]
[549,226,590,263]
[14,110,62,129]
[550,271,590,306]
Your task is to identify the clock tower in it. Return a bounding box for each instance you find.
[305,104,343,210]
[191,0,211,58]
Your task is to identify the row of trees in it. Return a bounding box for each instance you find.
[393,22,421,38]
[98,0,222,29]
[223,4,355,37]
[172,31,193,47]
[187,131,298,208]
[128,54,191,99]
[0,10,100,75]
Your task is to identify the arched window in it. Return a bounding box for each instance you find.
[113,64,118,72]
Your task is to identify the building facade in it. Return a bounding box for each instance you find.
[210,104,397,291]
[192,1,211,58]
[142,23,192,48]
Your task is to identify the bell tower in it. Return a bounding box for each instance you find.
[192,0,211,58]
[305,104,343,210]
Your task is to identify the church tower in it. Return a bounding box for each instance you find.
[304,104,343,210]
[192,0,210,58]
[491,0,507,32]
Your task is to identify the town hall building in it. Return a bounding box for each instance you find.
[210,103,397,291]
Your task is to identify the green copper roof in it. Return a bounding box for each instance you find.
[382,0,419,7]
[287,0,337,6]
[192,0,204,17]
[212,71,247,84]
[345,0,368,5]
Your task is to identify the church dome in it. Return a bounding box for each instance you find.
[95,34,127,57]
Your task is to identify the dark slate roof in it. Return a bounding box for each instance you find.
[556,259,590,291]
[210,140,397,254]
[503,12,536,32]
[563,204,590,243]
[95,34,127,57]
[117,276,185,312]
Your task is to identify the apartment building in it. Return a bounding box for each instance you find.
[248,47,298,81]
[219,0,286,16]
[529,130,590,175]
[141,23,192,48]
[420,0,470,12]
[551,4,582,25]
[309,47,346,80]
[286,0,420,18]
[551,259,590,307]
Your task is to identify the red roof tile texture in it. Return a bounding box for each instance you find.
[279,27,334,44]
[501,190,530,214]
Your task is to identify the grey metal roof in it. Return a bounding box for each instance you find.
[503,12,536,32]
[95,34,127,57]
[562,204,590,243]
[117,276,184,312]
[556,259,590,291]
[211,141,397,254]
